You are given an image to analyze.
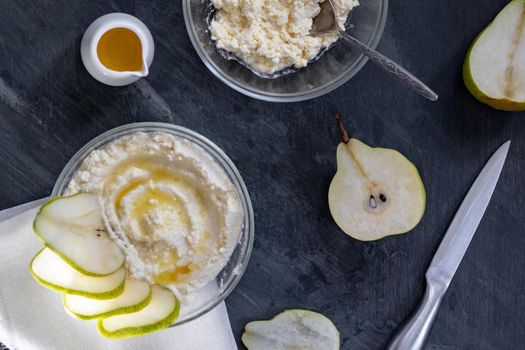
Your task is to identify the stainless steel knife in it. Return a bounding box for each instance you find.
[387,141,511,350]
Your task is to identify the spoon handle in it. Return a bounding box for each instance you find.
[340,32,438,101]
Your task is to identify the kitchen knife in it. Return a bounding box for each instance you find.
[387,141,511,350]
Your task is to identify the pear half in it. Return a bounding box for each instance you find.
[64,279,152,320]
[30,248,125,299]
[328,115,426,241]
[97,285,180,338]
[242,309,339,350]
[33,193,125,276]
[464,0,525,111]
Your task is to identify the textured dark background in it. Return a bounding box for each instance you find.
[1,0,524,349]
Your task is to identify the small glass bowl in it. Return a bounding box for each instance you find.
[52,122,254,326]
[183,0,388,102]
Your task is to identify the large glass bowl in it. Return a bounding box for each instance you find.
[52,122,254,326]
[183,0,388,102]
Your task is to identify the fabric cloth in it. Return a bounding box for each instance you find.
[0,199,237,350]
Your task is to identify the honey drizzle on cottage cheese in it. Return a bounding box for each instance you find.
[65,132,243,300]
[209,0,359,75]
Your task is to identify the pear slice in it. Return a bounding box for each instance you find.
[242,309,339,350]
[463,0,525,111]
[33,193,125,276]
[328,115,426,241]
[63,279,152,320]
[30,248,125,299]
[97,285,180,338]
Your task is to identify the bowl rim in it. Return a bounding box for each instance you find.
[182,0,389,102]
[51,122,255,326]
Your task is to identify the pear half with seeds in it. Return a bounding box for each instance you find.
[328,115,426,241]
[463,0,525,111]
[30,247,125,299]
[97,285,180,338]
[64,279,152,320]
[242,309,339,350]
[34,193,125,276]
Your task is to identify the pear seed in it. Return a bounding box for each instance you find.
[379,194,387,202]
[369,195,377,209]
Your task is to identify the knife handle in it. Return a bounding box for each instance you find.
[387,274,447,350]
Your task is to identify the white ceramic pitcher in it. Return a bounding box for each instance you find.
[81,13,154,86]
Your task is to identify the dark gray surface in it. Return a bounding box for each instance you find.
[0,1,524,349]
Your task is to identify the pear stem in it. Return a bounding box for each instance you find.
[336,113,350,144]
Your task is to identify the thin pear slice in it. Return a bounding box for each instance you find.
[242,309,340,350]
[34,193,125,276]
[464,0,525,111]
[328,115,426,241]
[30,248,125,299]
[64,279,152,320]
[97,285,180,338]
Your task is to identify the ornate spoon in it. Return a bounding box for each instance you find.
[311,1,438,101]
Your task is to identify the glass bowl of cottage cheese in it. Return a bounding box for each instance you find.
[52,122,254,326]
[183,0,387,102]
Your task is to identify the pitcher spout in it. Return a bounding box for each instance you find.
[130,61,149,77]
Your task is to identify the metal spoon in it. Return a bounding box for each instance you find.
[311,0,438,101]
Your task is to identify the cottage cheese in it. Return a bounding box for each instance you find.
[66,132,243,299]
[209,0,359,75]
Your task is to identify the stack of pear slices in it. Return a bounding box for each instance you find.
[29,193,180,338]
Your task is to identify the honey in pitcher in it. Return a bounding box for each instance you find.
[97,27,143,71]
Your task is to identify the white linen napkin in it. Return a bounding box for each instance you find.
[0,199,238,350]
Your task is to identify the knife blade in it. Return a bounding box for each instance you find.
[387,140,511,350]
[427,140,510,287]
